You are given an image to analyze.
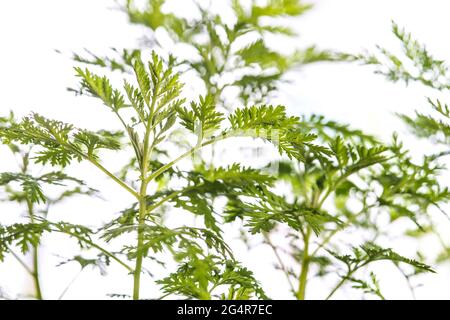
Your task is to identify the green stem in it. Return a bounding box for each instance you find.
[296,227,311,300]
[326,270,355,300]
[19,152,43,299]
[264,234,296,294]
[35,132,139,199]
[145,134,230,183]
[145,184,202,214]
[146,144,205,183]
[310,204,375,258]
[296,189,321,300]
[32,244,43,300]
[146,189,184,213]
[58,268,84,300]
[133,181,148,300]
[54,228,133,272]
[132,95,155,300]
[26,200,43,300]
[145,128,267,184]
[310,228,339,258]
[88,158,139,199]
[9,247,33,275]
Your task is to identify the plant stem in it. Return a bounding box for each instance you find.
[52,228,133,272]
[32,244,43,300]
[8,247,33,275]
[132,93,155,299]
[146,142,209,183]
[37,127,139,199]
[19,149,42,300]
[326,270,355,300]
[264,234,296,294]
[26,199,43,300]
[58,268,84,300]
[88,158,139,199]
[133,181,148,300]
[296,227,311,300]
[145,132,236,183]
[20,153,43,299]
[296,189,321,300]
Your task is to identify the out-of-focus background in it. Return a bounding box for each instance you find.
[0,0,449,299]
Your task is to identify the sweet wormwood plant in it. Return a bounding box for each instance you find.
[220,25,450,300]
[64,0,357,300]
[74,0,344,108]
[1,2,445,300]
[108,2,443,299]
[0,52,318,299]
[359,21,450,265]
[226,115,444,299]
[216,19,448,300]
[0,113,98,299]
[1,0,339,300]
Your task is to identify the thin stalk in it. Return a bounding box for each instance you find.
[264,234,296,294]
[146,188,188,213]
[326,270,355,300]
[88,158,139,199]
[310,204,375,258]
[31,246,42,300]
[146,143,205,183]
[133,181,148,300]
[58,268,84,300]
[146,128,254,184]
[38,131,139,199]
[19,152,43,299]
[146,134,230,183]
[296,227,311,300]
[296,188,322,300]
[395,264,417,300]
[9,247,33,275]
[294,173,366,300]
[157,292,172,300]
[132,87,156,300]
[310,228,339,258]
[316,174,347,209]
[26,199,43,300]
[52,228,133,272]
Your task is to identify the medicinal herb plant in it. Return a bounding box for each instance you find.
[0,1,448,300]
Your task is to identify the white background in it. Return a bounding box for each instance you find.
[0,0,449,299]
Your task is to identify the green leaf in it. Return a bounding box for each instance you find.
[0,222,51,257]
[330,242,434,273]
[349,272,385,300]
[237,39,288,70]
[227,105,327,161]
[177,95,224,140]
[251,0,312,20]
[75,68,126,111]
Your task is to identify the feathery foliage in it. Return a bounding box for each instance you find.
[0,114,98,299]
[225,115,441,299]
[359,21,450,271]
[0,50,314,300]
[73,0,346,108]
[1,2,447,301]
